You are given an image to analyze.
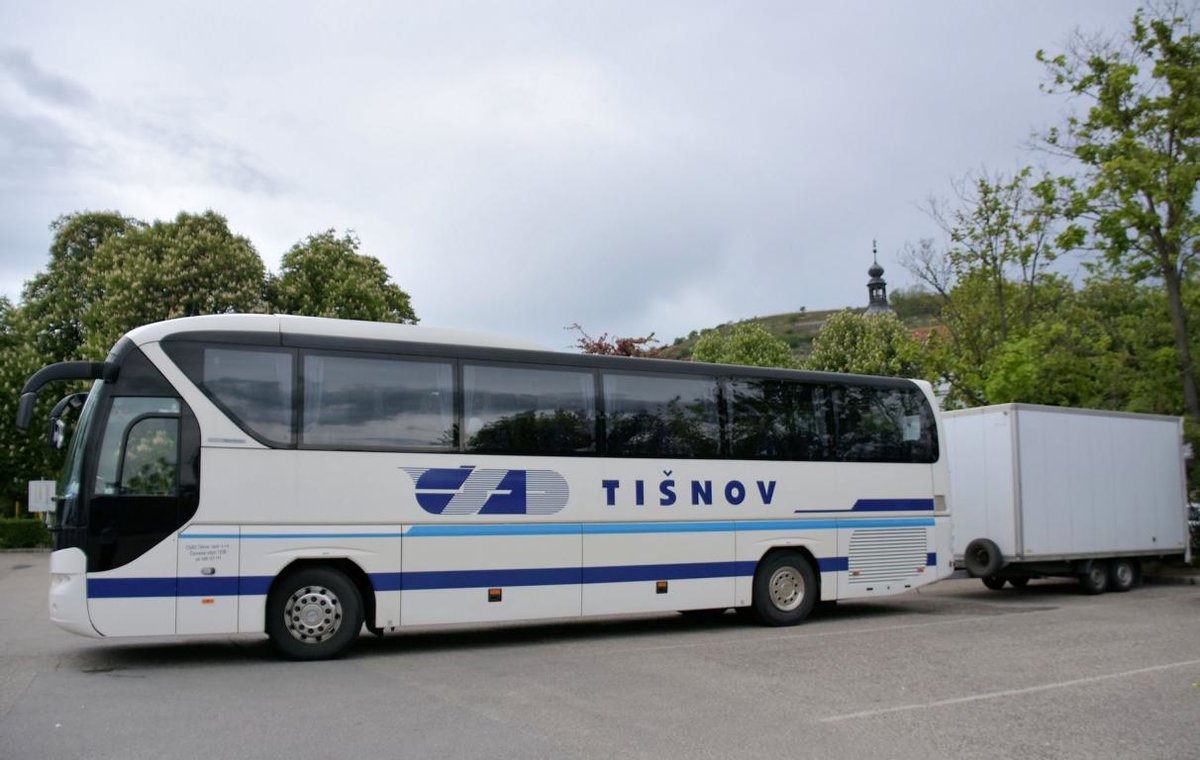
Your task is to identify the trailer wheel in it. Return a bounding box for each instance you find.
[1008,577,1030,589]
[980,575,1006,591]
[1078,561,1109,595]
[963,538,1002,578]
[267,567,363,660]
[1108,558,1139,593]
[751,552,817,626]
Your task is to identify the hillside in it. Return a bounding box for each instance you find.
[657,289,941,363]
[659,308,841,362]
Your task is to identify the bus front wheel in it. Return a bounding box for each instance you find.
[267,567,364,660]
[751,552,817,626]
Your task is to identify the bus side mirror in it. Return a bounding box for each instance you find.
[46,393,87,450]
[50,419,67,450]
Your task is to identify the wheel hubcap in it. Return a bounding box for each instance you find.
[768,567,805,612]
[284,585,342,644]
[1115,564,1132,586]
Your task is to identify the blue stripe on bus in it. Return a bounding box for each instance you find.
[88,576,278,598]
[584,561,758,584]
[406,517,934,537]
[180,516,937,541]
[796,498,936,514]
[179,533,406,540]
[819,557,849,572]
[88,577,177,598]
[84,549,939,599]
[180,518,937,541]
[737,518,935,531]
[853,498,935,511]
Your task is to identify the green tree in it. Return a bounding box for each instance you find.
[266,230,416,323]
[807,310,923,377]
[692,322,794,368]
[982,302,1115,406]
[0,300,61,510]
[3,212,136,508]
[81,211,266,357]
[902,169,1082,405]
[1039,4,1200,420]
[1076,275,1198,414]
[21,212,138,360]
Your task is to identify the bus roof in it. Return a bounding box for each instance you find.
[123,314,553,353]
[119,313,929,393]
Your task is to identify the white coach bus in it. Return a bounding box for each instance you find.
[17,314,953,659]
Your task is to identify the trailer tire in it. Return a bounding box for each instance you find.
[1108,558,1139,592]
[1008,576,1030,589]
[1078,561,1109,595]
[964,538,1003,578]
[981,575,1007,591]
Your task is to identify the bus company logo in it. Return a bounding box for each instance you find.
[401,466,570,516]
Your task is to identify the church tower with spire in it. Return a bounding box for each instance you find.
[865,240,892,314]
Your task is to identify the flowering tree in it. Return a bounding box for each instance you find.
[568,323,659,356]
[692,323,794,368]
[266,230,416,323]
[807,310,923,378]
[82,211,266,357]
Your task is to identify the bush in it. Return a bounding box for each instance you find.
[0,518,51,549]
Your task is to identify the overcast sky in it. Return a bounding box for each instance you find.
[0,1,1144,350]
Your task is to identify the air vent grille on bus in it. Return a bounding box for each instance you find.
[847,527,928,585]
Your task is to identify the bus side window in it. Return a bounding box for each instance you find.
[463,364,596,455]
[604,373,719,459]
[834,385,936,463]
[203,348,294,445]
[728,378,833,461]
[302,354,455,449]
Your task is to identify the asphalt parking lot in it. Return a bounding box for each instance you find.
[1,552,1197,760]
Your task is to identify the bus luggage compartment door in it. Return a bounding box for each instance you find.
[177,526,240,634]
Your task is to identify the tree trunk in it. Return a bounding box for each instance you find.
[1162,260,1200,422]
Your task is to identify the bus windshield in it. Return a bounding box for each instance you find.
[58,382,104,527]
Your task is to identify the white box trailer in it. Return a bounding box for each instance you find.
[944,404,1190,593]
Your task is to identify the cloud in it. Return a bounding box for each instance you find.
[0,47,93,109]
[0,109,88,181]
[0,1,1149,349]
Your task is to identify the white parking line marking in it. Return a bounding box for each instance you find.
[820,658,1200,723]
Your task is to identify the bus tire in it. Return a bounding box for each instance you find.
[751,552,817,626]
[1078,561,1109,595]
[267,567,364,660]
[981,575,1007,591]
[1108,558,1139,592]
[963,538,1002,578]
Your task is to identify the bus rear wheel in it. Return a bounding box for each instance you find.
[751,552,817,626]
[267,567,364,660]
